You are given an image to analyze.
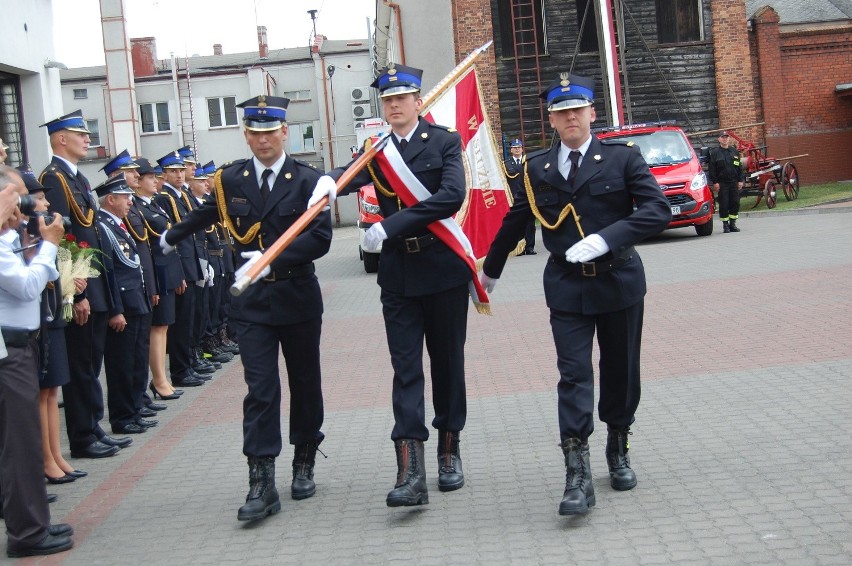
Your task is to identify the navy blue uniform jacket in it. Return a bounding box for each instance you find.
[164,157,331,326]
[483,136,671,315]
[329,118,471,297]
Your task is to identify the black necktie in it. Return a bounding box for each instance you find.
[260,169,273,202]
[399,138,408,152]
[568,151,581,186]
[77,171,97,208]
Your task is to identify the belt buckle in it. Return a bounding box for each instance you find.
[404,237,420,253]
[580,262,596,277]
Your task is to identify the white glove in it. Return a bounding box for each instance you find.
[480,272,498,293]
[206,264,215,286]
[363,223,387,252]
[160,230,175,255]
[235,250,271,283]
[565,234,610,263]
[308,175,337,208]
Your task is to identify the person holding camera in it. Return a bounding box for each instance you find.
[0,165,74,557]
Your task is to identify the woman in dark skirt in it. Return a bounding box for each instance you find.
[134,160,183,399]
[17,171,88,482]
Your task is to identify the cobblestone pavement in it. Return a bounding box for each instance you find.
[19,209,852,565]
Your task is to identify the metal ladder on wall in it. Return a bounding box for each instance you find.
[175,57,198,158]
[508,0,548,149]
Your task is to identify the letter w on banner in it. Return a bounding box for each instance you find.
[421,68,515,264]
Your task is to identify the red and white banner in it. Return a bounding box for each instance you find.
[422,68,512,261]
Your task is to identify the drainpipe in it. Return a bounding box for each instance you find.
[314,40,340,226]
[384,2,406,64]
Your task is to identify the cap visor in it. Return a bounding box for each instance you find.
[379,86,420,98]
[548,98,593,112]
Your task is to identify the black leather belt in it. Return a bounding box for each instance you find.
[261,263,315,282]
[1,327,40,348]
[393,233,438,253]
[207,250,224,257]
[549,247,635,277]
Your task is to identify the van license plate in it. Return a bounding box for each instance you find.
[670,205,681,215]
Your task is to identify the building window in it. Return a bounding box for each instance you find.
[287,122,315,154]
[655,0,703,44]
[73,88,88,99]
[207,96,238,128]
[282,90,311,102]
[139,102,170,133]
[86,120,101,146]
[497,0,547,58]
[576,0,599,53]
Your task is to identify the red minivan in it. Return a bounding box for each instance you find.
[597,122,715,236]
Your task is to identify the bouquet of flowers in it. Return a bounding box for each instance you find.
[56,234,101,322]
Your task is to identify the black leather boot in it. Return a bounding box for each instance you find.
[437,430,464,492]
[386,439,428,507]
[558,438,595,515]
[203,337,233,363]
[722,221,731,233]
[237,456,281,521]
[291,441,320,500]
[219,327,240,354]
[606,426,637,491]
[729,219,740,232]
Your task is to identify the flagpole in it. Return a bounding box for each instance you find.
[231,40,494,296]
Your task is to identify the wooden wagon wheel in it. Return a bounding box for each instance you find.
[764,178,778,209]
[782,162,800,201]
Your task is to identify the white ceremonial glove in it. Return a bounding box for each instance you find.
[565,234,610,263]
[160,230,175,255]
[235,251,272,283]
[363,223,387,253]
[480,272,498,294]
[206,264,215,287]
[308,175,337,208]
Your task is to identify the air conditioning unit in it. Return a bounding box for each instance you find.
[350,86,371,102]
[352,103,373,119]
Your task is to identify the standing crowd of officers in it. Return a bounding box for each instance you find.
[2,62,674,558]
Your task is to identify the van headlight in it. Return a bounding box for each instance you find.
[690,172,707,192]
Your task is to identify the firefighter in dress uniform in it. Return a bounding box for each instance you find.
[504,138,537,254]
[480,73,671,516]
[162,95,331,522]
[309,63,470,507]
[708,131,744,233]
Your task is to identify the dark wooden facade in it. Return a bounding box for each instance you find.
[490,0,720,152]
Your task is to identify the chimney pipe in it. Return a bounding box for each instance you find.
[257,26,268,59]
[130,37,158,78]
[213,43,223,56]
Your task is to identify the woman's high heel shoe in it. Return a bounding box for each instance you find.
[149,383,180,400]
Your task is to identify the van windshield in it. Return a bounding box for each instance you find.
[613,131,693,166]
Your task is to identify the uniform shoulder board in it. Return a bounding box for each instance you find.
[220,158,249,170]
[525,147,550,160]
[293,159,318,169]
[600,138,633,147]
[428,123,456,133]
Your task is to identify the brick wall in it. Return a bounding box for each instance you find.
[710,0,761,144]
[450,0,503,138]
[751,6,852,183]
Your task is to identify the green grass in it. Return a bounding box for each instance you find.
[739,182,852,212]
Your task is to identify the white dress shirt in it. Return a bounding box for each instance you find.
[0,230,59,330]
[252,153,288,192]
[558,135,594,180]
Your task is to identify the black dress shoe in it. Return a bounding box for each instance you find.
[48,524,74,537]
[66,469,88,478]
[135,418,158,428]
[113,423,148,434]
[145,402,168,411]
[138,407,158,418]
[7,533,73,558]
[100,434,133,448]
[70,440,120,459]
[525,248,537,255]
[47,493,58,503]
[172,376,204,387]
[45,473,76,484]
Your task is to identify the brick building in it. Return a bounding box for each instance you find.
[747,0,852,184]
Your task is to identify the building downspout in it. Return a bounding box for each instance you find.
[318,50,340,226]
[384,2,406,64]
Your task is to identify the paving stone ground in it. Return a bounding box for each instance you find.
[16,207,852,565]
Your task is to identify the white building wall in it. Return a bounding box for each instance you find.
[1,1,63,170]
